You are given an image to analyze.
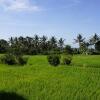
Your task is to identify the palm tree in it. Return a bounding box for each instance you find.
[34,35,39,46]
[34,35,39,41]
[40,35,47,51]
[89,33,100,45]
[74,34,85,49]
[58,38,64,52]
[40,35,47,43]
[50,36,57,49]
[33,35,40,54]
[80,42,89,54]
[9,37,14,46]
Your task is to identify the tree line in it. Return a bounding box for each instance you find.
[0,33,100,55]
[74,33,100,54]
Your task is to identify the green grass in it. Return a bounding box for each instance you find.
[72,55,100,67]
[0,55,100,100]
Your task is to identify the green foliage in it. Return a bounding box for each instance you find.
[95,41,100,52]
[0,35,65,55]
[0,39,9,53]
[80,42,88,54]
[72,48,80,54]
[0,54,17,65]
[49,48,60,55]
[61,55,72,65]
[47,54,60,66]
[17,56,28,65]
[64,45,73,54]
[0,54,28,65]
[0,34,100,55]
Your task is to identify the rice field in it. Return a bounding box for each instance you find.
[0,55,100,100]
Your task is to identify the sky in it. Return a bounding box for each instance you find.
[0,0,100,46]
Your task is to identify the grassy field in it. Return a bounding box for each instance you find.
[0,55,100,100]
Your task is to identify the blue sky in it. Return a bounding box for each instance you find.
[0,0,100,46]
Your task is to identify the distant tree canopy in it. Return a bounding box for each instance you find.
[0,35,66,55]
[64,45,73,55]
[74,33,100,54]
[95,41,100,52]
[0,39,9,53]
[0,33,100,55]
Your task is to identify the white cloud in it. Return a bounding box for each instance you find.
[0,0,41,12]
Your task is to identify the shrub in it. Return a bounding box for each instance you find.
[0,54,17,65]
[62,55,72,65]
[18,56,28,65]
[47,54,60,66]
[0,54,28,65]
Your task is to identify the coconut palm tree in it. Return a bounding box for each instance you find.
[74,34,85,49]
[89,33,100,45]
[58,38,64,52]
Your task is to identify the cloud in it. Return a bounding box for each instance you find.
[0,0,41,12]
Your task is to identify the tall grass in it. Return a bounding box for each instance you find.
[0,55,100,100]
